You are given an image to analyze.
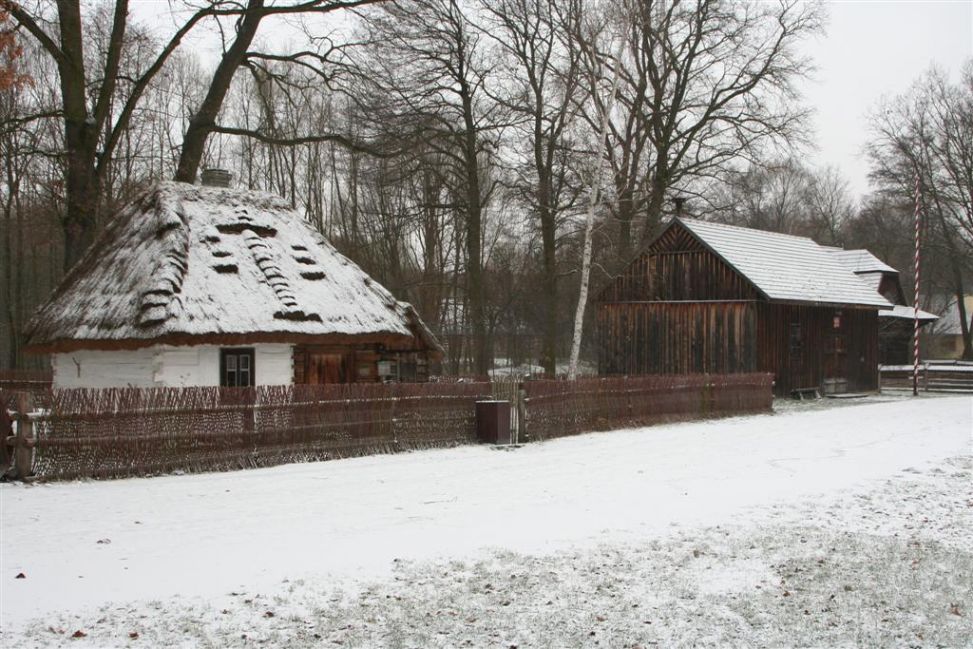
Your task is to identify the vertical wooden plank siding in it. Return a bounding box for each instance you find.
[598,249,759,303]
[598,302,758,376]
[595,221,881,397]
[599,252,760,302]
[755,304,879,395]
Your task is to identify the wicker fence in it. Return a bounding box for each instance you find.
[522,373,774,441]
[2,373,773,481]
[14,382,491,480]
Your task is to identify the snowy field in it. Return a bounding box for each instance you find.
[1,395,971,647]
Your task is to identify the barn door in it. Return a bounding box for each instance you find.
[306,353,348,384]
[788,322,804,389]
[824,311,847,379]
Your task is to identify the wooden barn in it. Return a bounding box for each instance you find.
[828,249,937,365]
[596,218,892,396]
[25,180,442,388]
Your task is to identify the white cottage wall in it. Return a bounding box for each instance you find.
[52,349,157,388]
[152,347,220,387]
[254,345,294,385]
[52,344,294,388]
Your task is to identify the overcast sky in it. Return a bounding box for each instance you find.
[801,0,972,200]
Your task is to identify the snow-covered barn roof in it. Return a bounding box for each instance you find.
[879,305,939,322]
[674,218,892,308]
[826,249,897,275]
[27,182,442,353]
[826,247,936,323]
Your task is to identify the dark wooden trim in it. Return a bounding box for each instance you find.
[608,299,760,305]
[26,331,440,355]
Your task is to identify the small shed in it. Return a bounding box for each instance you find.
[925,295,973,360]
[827,249,937,365]
[596,218,892,396]
[25,181,442,388]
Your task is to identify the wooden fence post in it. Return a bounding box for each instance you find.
[0,393,12,474]
[13,393,34,480]
[518,386,528,443]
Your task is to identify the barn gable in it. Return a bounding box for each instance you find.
[598,220,760,303]
[600,219,893,309]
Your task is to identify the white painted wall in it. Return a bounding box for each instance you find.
[254,344,294,386]
[52,349,157,388]
[52,344,294,388]
[153,347,219,387]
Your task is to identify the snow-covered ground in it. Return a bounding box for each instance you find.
[1,395,971,647]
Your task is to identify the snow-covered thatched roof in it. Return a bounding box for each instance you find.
[27,182,442,353]
[675,218,892,308]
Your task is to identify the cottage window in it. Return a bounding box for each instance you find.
[220,348,255,387]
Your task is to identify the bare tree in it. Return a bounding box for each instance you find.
[804,165,855,245]
[573,0,821,261]
[8,0,381,271]
[359,0,504,374]
[867,61,973,359]
[480,0,583,375]
[0,1,29,89]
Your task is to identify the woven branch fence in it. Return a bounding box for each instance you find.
[522,373,774,441]
[22,382,491,480]
[2,373,774,481]
[0,370,53,409]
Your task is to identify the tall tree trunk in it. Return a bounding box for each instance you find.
[174,0,265,183]
[57,0,101,271]
[568,44,623,380]
[640,168,668,246]
[460,93,488,375]
[616,189,634,264]
[464,168,488,375]
[536,159,557,376]
[3,152,17,368]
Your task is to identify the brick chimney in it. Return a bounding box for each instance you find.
[673,196,687,216]
[200,168,232,188]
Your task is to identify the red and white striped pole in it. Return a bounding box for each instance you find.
[912,171,922,396]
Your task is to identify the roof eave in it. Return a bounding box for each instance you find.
[24,330,435,355]
[766,297,890,310]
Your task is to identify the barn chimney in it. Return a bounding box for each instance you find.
[673,196,687,216]
[200,168,232,188]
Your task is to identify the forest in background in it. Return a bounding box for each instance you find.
[1,0,971,372]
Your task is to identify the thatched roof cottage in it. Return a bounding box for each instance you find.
[26,180,442,388]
